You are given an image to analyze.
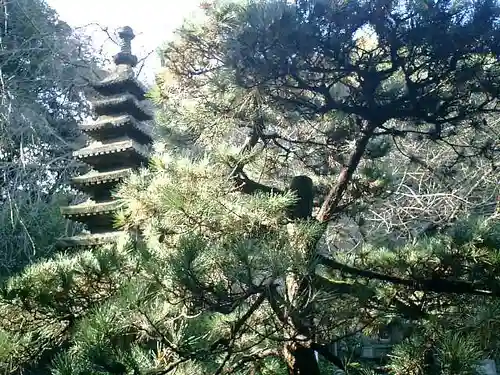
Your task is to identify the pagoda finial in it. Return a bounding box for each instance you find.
[114,26,138,67]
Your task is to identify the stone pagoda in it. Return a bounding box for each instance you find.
[58,26,153,248]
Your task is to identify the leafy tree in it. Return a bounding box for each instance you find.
[1,0,499,374]
[0,0,105,275]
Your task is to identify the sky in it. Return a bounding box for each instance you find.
[47,0,202,84]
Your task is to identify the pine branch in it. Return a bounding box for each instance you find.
[264,284,288,325]
[317,122,378,222]
[232,173,283,195]
[224,349,280,374]
[318,255,500,297]
[229,120,283,196]
[213,293,267,375]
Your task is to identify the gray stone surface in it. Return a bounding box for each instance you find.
[80,114,153,145]
[59,26,153,249]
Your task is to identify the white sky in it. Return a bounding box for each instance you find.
[47,0,202,84]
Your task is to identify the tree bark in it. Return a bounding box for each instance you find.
[284,343,321,375]
[317,121,378,222]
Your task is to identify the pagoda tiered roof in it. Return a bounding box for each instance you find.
[60,200,123,227]
[73,138,150,171]
[58,26,153,249]
[70,168,132,202]
[92,65,148,100]
[79,114,153,145]
[57,231,126,249]
[92,93,153,121]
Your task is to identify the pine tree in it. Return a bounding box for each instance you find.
[1,0,500,374]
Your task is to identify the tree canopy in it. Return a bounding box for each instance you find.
[0,0,105,276]
[1,0,499,374]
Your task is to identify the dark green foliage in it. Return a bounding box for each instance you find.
[0,0,499,374]
[0,0,103,276]
[0,194,74,278]
[288,175,314,219]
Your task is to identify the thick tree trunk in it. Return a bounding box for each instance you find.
[284,343,321,375]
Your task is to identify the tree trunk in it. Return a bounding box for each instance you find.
[284,343,321,375]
